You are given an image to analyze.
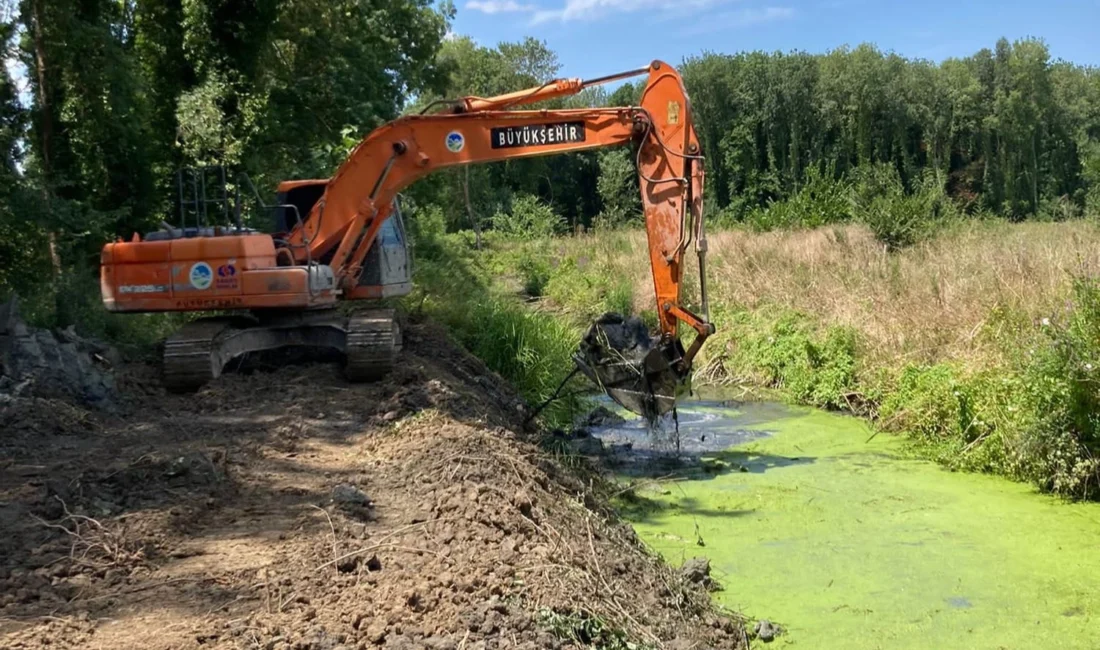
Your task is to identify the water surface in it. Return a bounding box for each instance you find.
[593,399,1100,649]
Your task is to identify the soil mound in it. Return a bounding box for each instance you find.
[0,298,119,409]
[0,318,744,649]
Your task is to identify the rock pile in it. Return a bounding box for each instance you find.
[0,297,118,409]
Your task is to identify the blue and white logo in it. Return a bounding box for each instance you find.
[189,262,213,290]
[445,131,465,153]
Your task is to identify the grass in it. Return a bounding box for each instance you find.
[531,220,1100,371]
[473,220,1100,499]
[404,229,590,429]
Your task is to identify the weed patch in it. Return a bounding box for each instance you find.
[408,235,588,429]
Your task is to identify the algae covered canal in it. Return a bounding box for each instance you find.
[592,398,1100,649]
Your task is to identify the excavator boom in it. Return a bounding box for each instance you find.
[100,60,714,418]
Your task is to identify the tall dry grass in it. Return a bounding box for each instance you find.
[552,221,1100,370]
[487,220,1100,497]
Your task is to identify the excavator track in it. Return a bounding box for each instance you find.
[163,318,239,393]
[161,310,401,392]
[344,309,402,382]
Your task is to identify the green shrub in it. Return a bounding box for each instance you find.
[849,165,922,249]
[1010,278,1100,497]
[0,220,53,301]
[849,165,959,250]
[406,203,449,261]
[517,253,552,297]
[411,240,586,429]
[604,278,634,316]
[747,166,851,231]
[1084,143,1100,218]
[491,194,565,240]
[543,255,634,321]
[879,364,968,442]
[595,148,641,228]
[873,279,1100,497]
[730,310,858,410]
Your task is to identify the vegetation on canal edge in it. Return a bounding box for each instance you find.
[414,217,1100,499]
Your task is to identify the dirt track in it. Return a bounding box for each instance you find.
[0,319,745,649]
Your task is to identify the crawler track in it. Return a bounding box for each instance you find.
[162,309,401,392]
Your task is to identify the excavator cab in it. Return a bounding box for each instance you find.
[272,178,412,298]
[273,181,327,235]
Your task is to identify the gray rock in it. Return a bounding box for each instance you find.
[332,484,372,508]
[0,297,118,409]
[569,435,604,456]
[681,556,719,591]
[754,619,779,643]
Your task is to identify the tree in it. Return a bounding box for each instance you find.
[595,148,639,227]
[0,7,50,295]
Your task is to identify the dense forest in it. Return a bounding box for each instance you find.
[1,0,1099,326]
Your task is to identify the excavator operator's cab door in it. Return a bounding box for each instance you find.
[352,200,412,299]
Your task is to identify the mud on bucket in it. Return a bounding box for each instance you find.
[573,313,689,421]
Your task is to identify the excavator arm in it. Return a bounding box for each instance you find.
[278,61,714,417]
[287,60,712,347]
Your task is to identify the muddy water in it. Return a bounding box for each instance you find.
[592,398,1100,650]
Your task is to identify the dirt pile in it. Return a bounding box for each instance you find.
[0,318,744,649]
[0,298,119,409]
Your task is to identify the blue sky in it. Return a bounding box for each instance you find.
[452,0,1100,78]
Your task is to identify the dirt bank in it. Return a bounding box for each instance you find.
[0,317,745,649]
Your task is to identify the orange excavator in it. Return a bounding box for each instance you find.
[100,60,714,418]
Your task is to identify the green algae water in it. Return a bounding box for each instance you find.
[595,400,1100,649]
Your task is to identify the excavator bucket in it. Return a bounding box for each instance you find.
[574,313,689,422]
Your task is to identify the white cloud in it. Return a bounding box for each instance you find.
[676,6,795,35]
[466,0,537,14]
[530,0,742,25]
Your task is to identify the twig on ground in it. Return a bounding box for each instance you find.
[309,505,339,573]
[312,519,433,571]
[31,496,143,569]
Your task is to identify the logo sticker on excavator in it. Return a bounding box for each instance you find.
[667,101,680,125]
[189,262,213,290]
[445,131,465,153]
[491,121,585,149]
[216,264,238,290]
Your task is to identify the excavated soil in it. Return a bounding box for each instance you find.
[0,320,745,649]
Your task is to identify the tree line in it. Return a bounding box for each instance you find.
[1,1,1099,321]
[682,40,1100,223]
[0,0,450,303]
[412,37,1100,239]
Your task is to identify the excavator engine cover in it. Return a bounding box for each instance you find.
[574,313,688,421]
